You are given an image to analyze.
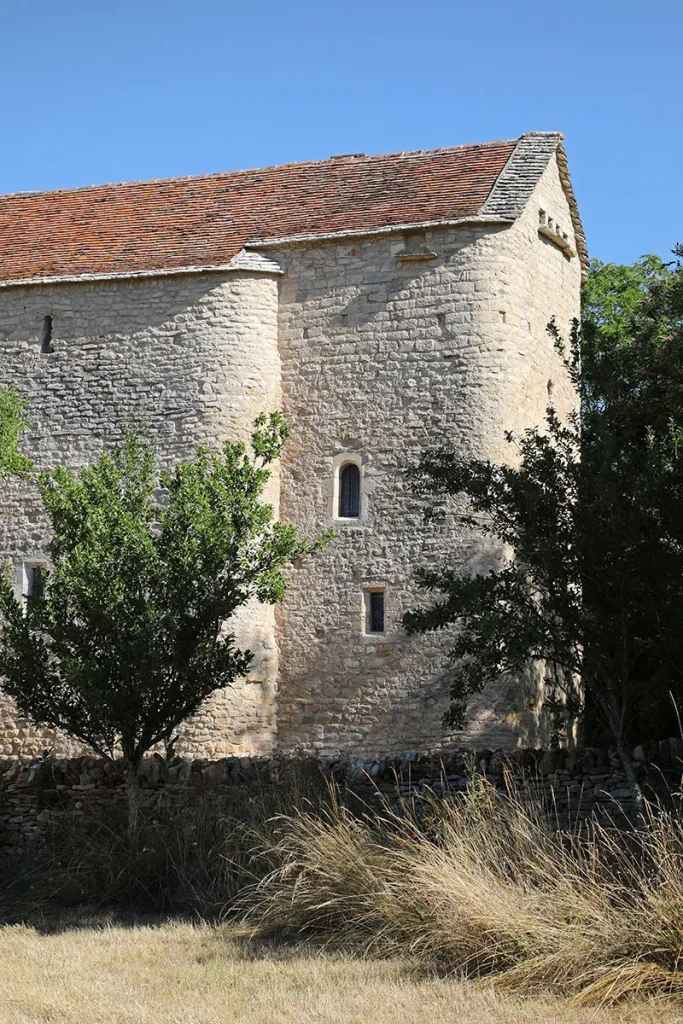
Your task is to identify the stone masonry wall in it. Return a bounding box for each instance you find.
[274,153,582,757]
[2,741,681,854]
[0,152,582,762]
[0,270,282,758]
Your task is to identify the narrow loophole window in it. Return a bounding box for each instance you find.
[339,463,360,518]
[364,589,385,634]
[41,315,54,354]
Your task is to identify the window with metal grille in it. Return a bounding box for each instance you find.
[364,589,385,634]
[339,463,360,518]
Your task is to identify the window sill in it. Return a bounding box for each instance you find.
[396,251,438,263]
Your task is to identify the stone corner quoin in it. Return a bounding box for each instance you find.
[0,133,584,761]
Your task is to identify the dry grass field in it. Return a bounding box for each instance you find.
[3,778,683,1021]
[0,920,680,1024]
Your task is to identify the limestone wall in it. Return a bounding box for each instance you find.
[274,153,582,757]
[0,270,282,757]
[0,153,582,762]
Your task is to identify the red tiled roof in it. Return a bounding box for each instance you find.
[0,140,520,285]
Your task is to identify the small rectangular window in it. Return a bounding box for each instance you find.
[28,565,45,599]
[364,588,385,634]
[23,562,47,605]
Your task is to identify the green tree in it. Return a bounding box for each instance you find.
[581,253,670,351]
[404,250,683,815]
[0,414,327,844]
[0,386,32,482]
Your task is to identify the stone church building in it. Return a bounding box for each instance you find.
[0,131,586,759]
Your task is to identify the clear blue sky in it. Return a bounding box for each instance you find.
[2,0,680,265]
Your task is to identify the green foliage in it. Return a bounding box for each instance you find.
[0,386,32,482]
[581,254,671,350]
[0,414,327,838]
[404,248,683,792]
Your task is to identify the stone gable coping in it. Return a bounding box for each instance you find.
[483,132,588,282]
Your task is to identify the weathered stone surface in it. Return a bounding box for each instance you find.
[0,153,580,760]
[0,272,281,758]
[2,743,681,853]
[539,749,567,775]
[275,154,581,756]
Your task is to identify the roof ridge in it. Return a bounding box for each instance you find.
[0,137,520,202]
[520,130,564,138]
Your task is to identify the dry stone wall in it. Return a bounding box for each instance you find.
[2,741,681,854]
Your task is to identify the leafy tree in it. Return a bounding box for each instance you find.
[404,250,683,815]
[0,387,32,482]
[0,414,326,843]
[581,253,670,351]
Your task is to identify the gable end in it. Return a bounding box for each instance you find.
[484,132,588,282]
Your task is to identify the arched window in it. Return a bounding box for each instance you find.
[339,463,360,518]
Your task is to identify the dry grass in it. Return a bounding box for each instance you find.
[0,920,678,1024]
[243,778,683,1006]
[0,766,333,923]
[5,774,683,1017]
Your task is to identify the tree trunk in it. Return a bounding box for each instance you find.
[593,685,647,827]
[613,731,646,826]
[125,760,141,848]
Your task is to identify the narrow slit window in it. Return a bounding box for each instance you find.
[339,463,360,518]
[365,589,385,634]
[41,315,54,354]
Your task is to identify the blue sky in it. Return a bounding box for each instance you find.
[1,0,679,265]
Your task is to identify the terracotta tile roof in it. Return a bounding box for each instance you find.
[0,134,583,286]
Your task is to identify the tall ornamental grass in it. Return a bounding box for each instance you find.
[243,777,683,1006]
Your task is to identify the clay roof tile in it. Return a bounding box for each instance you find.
[0,134,586,285]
